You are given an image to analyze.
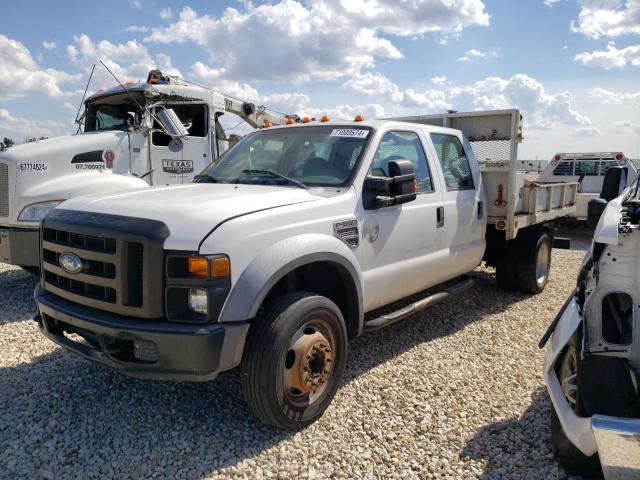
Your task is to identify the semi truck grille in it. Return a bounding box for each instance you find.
[41,210,168,318]
[0,162,8,217]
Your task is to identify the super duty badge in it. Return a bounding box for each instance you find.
[162,159,194,174]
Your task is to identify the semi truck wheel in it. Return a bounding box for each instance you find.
[551,336,602,478]
[517,229,552,294]
[241,292,348,430]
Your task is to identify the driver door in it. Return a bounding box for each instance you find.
[356,129,446,311]
[150,103,211,185]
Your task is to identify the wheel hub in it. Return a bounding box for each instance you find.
[288,329,334,394]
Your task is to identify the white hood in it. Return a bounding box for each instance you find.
[56,183,323,250]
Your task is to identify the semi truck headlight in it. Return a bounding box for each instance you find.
[188,288,208,315]
[18,201,63,222]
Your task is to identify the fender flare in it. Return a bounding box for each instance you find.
[219,233,364,334]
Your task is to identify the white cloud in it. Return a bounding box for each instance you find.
[343,71,591,130]
[66,34,182,86]
[125,25,150,33]
[544,0,561,7]
[159,7,173,19]
[458,48,498,62]
[431,76,448,85]
[571,0,640,39]
[612,120,640,133]
[131,0,141,9]
[144,1,489,82]
[573,126,601,137]
[42,40,56,50]
[0,108,70,139]
[574,41,640,69]
[590,87,640,103]
[0,35,80,101]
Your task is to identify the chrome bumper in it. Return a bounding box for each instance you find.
[592,415,640,480]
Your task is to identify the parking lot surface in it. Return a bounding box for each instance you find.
[1,248,585,479]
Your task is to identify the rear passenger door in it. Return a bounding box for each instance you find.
[428,133,485,276]
[357,130,446,311]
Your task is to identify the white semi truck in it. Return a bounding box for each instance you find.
[34,109,578,430]
[0,70,292,272]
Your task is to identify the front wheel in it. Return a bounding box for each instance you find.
[241,292,348,430]
[517,229,552,294]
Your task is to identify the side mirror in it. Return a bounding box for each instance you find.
[364,159,417,209]
[156,108,189,137]
[600,166,627,202]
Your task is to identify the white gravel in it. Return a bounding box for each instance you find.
[0,249,585,479]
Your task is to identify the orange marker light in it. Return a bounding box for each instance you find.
[286,117,294,125]
[263,120,272,128]
[211,257,231,277]
[354,114,364,122]
[302,117,311,123]
[320,115,329,122]
[188,257,209,278]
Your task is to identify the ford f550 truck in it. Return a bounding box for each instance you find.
[0,70,290,272]
[34,109,578,430]
[542,167,640,479]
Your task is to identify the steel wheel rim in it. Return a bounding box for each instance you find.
[281,318,336,408]
[536,241,551,286]
[559,344,578,409]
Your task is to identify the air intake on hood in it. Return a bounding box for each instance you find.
[0,162,8,217]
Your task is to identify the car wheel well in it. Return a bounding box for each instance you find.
[259,261,360,339]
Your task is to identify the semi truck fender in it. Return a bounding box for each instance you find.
[20,171,150,202]
[219,233,364,334]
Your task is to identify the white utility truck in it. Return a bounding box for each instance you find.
[0,70,291,272]
[34,109,578,430]
[542,167,640,479]
[538,152,636,220]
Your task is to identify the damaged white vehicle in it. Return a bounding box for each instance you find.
[542,166,640,479]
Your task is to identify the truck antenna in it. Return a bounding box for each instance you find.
[99,59,145,113]
[74,63,96,133]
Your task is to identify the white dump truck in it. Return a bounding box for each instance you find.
[542,167,640,479]
[0,70,291,271]
[34,109,578,430]
[538,152,636,220]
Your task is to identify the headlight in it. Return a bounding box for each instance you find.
[188,288,208,315]
[18,201,63,222]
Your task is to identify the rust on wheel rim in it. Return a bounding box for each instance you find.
[284,321,335,403]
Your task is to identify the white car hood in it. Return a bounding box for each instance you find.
[56,183,322,250]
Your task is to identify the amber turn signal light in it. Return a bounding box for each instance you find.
[211,257,230,277]
[188,257,209,278]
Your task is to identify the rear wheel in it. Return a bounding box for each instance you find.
[517,229,552,294]
[241,292,348,430]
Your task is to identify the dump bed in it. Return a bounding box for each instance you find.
[391,109,578,240]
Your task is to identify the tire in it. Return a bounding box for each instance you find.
[22,266,40,276]
[241,292,348,430]
[551,334,603,479]
[517,229,552,294]
[495,254,518,291]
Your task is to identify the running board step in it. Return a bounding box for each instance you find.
[363,276,475,332]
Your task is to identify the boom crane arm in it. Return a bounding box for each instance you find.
[221,96,293,129]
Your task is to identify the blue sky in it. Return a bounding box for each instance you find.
[1,0,639,159]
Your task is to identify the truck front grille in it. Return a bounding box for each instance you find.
[0,162,9,217]
[41,210,168,319]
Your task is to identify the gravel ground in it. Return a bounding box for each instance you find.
[0,248,586,480]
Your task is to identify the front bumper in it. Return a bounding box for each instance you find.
[34,283,249,381]
[0,226,39,267]
[592,415,640,479]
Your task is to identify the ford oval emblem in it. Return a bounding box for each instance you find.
[59,253,83,274]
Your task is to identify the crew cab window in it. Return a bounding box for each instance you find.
[552,161,574,176]
[369,131,433,193]
[430,134,474,191]
[152,104,208,146]
[574,160,599,176]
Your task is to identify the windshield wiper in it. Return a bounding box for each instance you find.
[241,169,308,189]
[194,173,225,183]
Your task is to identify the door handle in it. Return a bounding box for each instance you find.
[477,200,484,219]
[436,206,444,228]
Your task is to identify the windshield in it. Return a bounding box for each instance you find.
[84,92,144,132]
[196,125,372,187]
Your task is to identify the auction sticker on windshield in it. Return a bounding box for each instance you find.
[18,163,48,173]
[329,129,369,138]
